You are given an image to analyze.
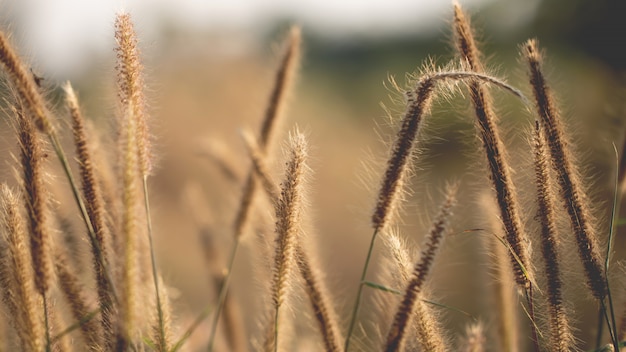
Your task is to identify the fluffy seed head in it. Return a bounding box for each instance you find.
[0,32,53,133]
[524,38,606,299]
[115,12,152,176]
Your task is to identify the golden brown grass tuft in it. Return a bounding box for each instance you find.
[65,82,117,346]
[0,32,53,133]
[0,4,621,352]
[115,12,152,177]
[0,184,44,352]
[234,26,301,240]
[384,186,456,352]
[15,105,53,298]
[453,3,531,291]
[267,130,308,351]
[532,121,573,351]
[54,249,102,348]
[524,39,606,300]
[371,77,436,232]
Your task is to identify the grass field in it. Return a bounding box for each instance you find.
[0,2,624,351]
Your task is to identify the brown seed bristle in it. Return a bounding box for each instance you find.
[524,39,606,299]
[533,121,573,351]
[0,32,53,133]
[115,12,152,176]
[241,130,342,352]
[412,298,446,352]
[269,131,308,349]
[54,249,102,348]
[259,27,301,148]
[372,77,436,231]
[65,83,116,344]
[295,245,344,352]
[453,3,531,290]
[15,105,53,296]
[233,26,301,239]
[0,184,44,351]
[241,130,281,204]
[384,187,456,351]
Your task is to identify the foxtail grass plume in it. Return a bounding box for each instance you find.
[65,82,117,344]
[372,77,436,231]
[453,3,531,291]
[54,249,102,347]
[242,130,342,352]
[384,186,456,351]
[0,184,44,351]
[16,105,53,297]
[524,39,606,299]
[532,121,573,351]
[295,246,344,352]
[115,12,152,177]
[268,130,308,351]
[234,26,301,240]
[0,32,53,133]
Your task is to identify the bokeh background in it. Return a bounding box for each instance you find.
[1,0,625,350]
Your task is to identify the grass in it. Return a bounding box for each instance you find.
[0,3,623,352]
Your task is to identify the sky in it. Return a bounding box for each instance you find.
[1,0,498,77]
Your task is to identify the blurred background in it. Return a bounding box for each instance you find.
[1,0,626,350]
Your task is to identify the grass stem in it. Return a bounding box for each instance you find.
[344,228,379,351]
[207,238,240,352]
[143,175,166,350]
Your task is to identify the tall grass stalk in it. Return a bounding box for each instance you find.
[244,131,343,352]
[0,28,119,312]
[345,68,527,351]
[207,26,301,352]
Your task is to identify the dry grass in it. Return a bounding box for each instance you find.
[0,4,623,352]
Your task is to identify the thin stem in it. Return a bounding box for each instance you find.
[207,238,240,352]
[344,228,379,351]
[170,303,213,352]
[51,308,100,343]
[274,297,280,352]
[596,307,605,349]
[600,299,618,350]
[143,176,165,350]
[603,143,621,351]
